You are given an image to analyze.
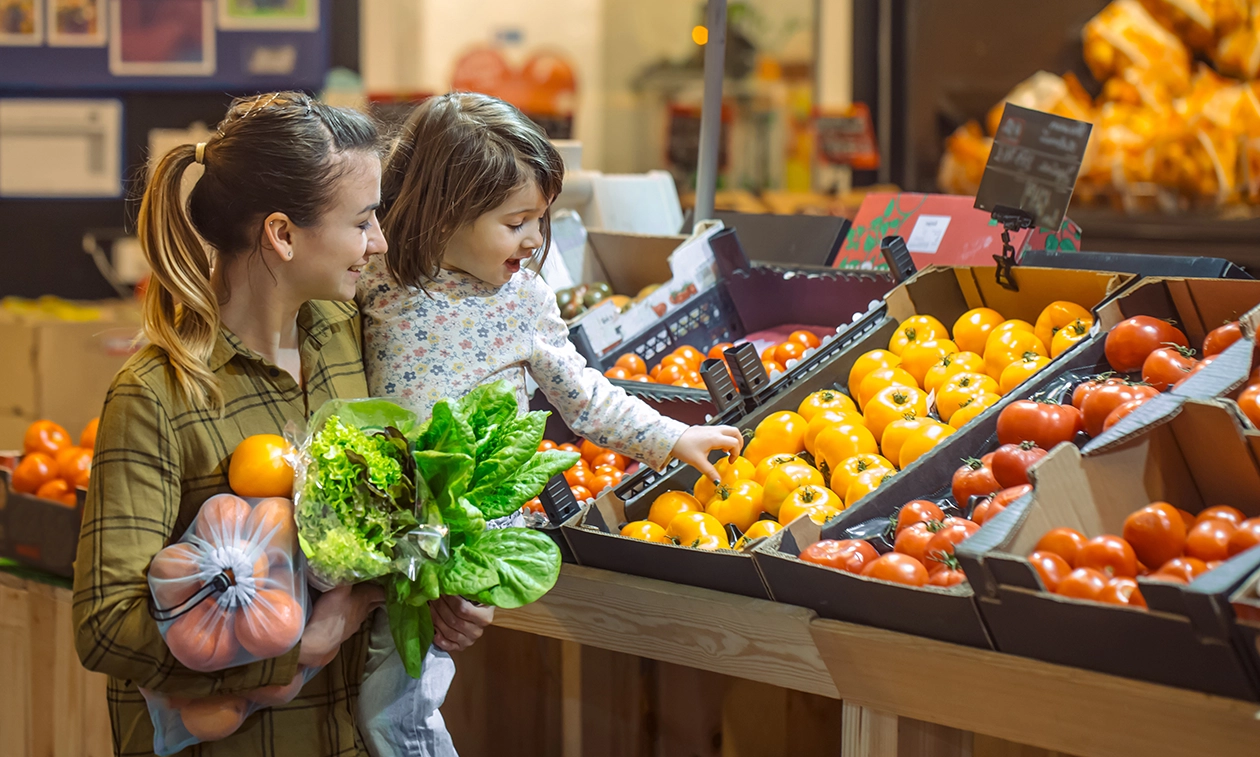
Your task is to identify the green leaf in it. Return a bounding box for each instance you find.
[465,528,562,609]
[414,449,474,512]
[470,450,580,519]
[456,381,518,439]
[311,398,419,438]
[442,496,486,541]
[388,581,435,679]
[439,544,502,596]
[472,413,546,490]
[418,400,477,457]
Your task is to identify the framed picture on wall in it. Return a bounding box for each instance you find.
[109,0,215,76]
[0,0,44,46]
[217,0,317,31]
[48,0,106,46]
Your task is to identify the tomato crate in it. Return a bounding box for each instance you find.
[753,274,1260,649]
[0,468,85,578]
[956,397,1260,701]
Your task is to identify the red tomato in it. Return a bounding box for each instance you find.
[1141,346,1198,391]
[991,484,1033,508]
[522,497,544,515]
[1072,376,1125,410]
[893,521,937,565]
[1123,502,1187,571]
[1081,382,1160,437]
[1184,518,1236,562]
[1102,398,1150,432]
[894,499,944,534]
[924,518,981,570]
[590,451,628,470]
[861,552,930,586]
[991,442,1047,488]
[1105,316,1189,373]
[570,485,593,501]
[996,400,1083,451]
[1028,550,1072,592]
[1238,384,1260,428]
[1197,505,1245,527]
[1056,567,1109,600]
[1172,355,1216,390]
[1099,577,1147,609]
[1202,321,1241,357]
[1154,556,1208,583]
[928,567,967,587]
[951,459,999,507]
[1035,527,1087,567]
[1228,518,1260,556]
[1076,535,1138,578]
[799,539,879,573]
[563,464,590,488]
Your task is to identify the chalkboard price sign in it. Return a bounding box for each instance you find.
[973,103,1091,232]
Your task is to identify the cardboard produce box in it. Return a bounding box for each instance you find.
[957,397,1260,700]
[0,300,141,449]
[0,468,85,578]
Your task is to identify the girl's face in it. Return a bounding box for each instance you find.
[283,150,387,302]
[443,181,548,286]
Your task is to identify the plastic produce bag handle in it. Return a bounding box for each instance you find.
[149,571,234,622]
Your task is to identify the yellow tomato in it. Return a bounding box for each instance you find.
[741,436,774,466]
[999,353,1052,394]
[847,349,900,398]
[829,453,894,497]
[804,410,865,455]
[734,519,784,549]
[923,351,986,395]
[648,491,704,528]
[856,366,919,409]
[693,455,756,504]
[984,328,1047,380]
[754,453,802,484]
[777,485,844,526]
[844,468,897,507]
[705,479,766,531]
[879,416,935,469]
[1050,318,1093,358]
[863,385,928,441]
[665,511,730,550]
[753,411,809,457]
[899,339,959,386]
[620,520,672,544]
[947,392,1001,428]
[898,422,957,470]
[952,307,1005,354]
[814,421,879,474]
[762,462,825,517]
[887,315,949,356]
[1034,301,1092,348]
[936,372,1000,420]
[983,319,1035,352]
[797,389,858,422]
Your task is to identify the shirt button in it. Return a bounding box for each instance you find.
[269,368,280,377]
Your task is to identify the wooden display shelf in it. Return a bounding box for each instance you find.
[496,565,1260,757]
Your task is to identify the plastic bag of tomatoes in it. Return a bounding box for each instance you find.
[147,493,309,673]
[139,664,323,755]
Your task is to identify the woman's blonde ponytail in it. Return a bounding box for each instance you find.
[138,143,223,410]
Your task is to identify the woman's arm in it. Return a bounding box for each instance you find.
[72,374,303,696]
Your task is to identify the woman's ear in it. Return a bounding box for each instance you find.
[261,212,296,262]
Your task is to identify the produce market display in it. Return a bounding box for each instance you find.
[7,417,98,505]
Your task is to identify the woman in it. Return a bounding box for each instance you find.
[72,92,490,757]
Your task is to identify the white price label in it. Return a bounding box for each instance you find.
[906,215,951,254]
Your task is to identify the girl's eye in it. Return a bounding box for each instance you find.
[509,221,526,232]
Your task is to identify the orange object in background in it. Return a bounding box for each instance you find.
[36,478,77,507]
[12,452,58,494]
[24,420,71,456]
[228,435,296,498]
[80,417,100,450]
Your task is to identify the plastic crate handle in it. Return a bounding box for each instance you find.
[700,357,741,413]
[537,473,583,524]
[880,235,918,283]
[724,343,771,401]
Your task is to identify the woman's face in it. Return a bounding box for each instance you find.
[283,150,386,302]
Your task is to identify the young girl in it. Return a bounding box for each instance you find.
[355,92,744,755]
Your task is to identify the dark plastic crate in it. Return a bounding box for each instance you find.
[0,468,84,578]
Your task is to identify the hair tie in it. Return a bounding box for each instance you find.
[194,142,207,165]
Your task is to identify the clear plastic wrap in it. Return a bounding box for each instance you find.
[1084,0,1192,107]
[139,665,322,756]
[147,494,307,673]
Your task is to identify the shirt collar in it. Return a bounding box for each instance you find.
[208,300,357,372]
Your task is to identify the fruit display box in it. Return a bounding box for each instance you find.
[0,468,84,578]
[755,274,1260,649]
[562,264,1129,605]
[957,397,1260,701]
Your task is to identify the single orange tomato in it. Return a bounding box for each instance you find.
[753,411,809,457]
[538,439,558,452]
[603,366,632,380]
[797,389,858,423]
[694,455,756,503]
[54,447,92,485]
[789,330,822,349]
[580,439,609,462]
[24,420,72,457]
[80,417,100,451]
[228,434,296,498]
[774,341,807,366]
[648,490,704,528]
[706,479,766,531]
[899,339,959,386]
[590,450,628,470]
[628,374,654,383]
[708,342,735,360]
[615,353,647,375]
[657,364,687,385]
[952,308,1005,355]
[762,462,825,517]
[923,351,986,396]
[672,345,705,368]
[804,410,865,455]
[36,478,77,507]
[762,360,785,375]
[879,416,933,470]
[777,484,844,525]
[522,497,545,515]
[557,443,581,455]
[813,421,880,473]
[848,349,901,398]
[863,385,928,441]
[570,485,593,501]
[829,453,894,497]
[753,453,802,485]
[620,520,672,544]
[898,422,956,470]
[12,452,59,494]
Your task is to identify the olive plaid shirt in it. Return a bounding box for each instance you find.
[73,301,373,757]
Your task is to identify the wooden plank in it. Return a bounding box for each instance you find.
[899,719,973,757]
[811,617,1260,757]
[575,645,651,757]
[495,565,839,699]
[972,736,1071,757]
[561,641,582,757]
[783,689,844,757]
[656,662,724,757]
[0,582,31,757]
[842,702,898,757]
[721,678,787,757]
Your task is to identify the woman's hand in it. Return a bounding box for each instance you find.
[671,425,745,483]
[298,583,386,668]
[430,595,495,653]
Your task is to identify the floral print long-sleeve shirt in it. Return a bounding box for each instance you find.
[357,262,687,470]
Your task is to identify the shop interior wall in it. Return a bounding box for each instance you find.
[0,0,361,301]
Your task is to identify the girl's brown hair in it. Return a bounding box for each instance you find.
[138,91,379,410]
[380,92,565,289]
